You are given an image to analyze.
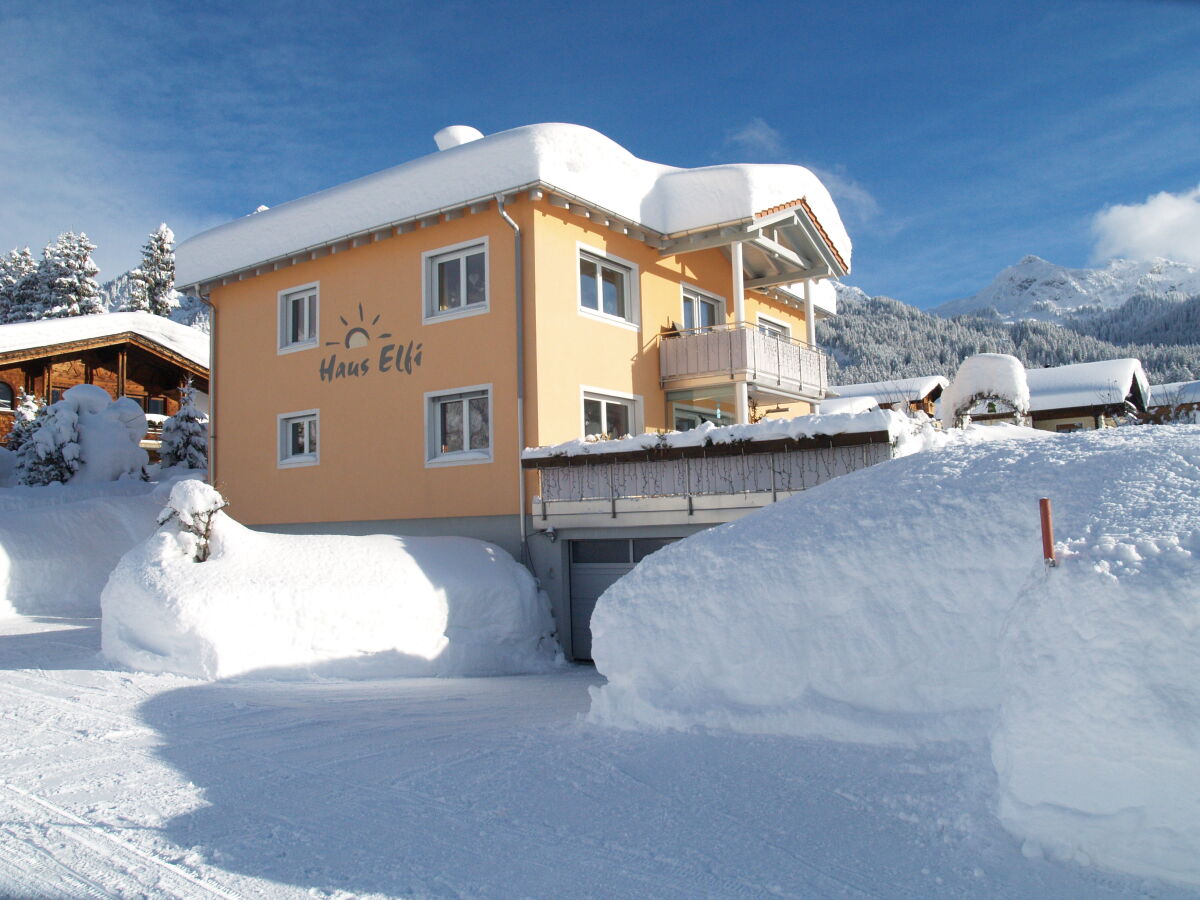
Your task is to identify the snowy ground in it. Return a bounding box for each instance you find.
[1,616,1194,899]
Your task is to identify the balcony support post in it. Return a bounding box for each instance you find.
[731,241,750,424]
[803,278,817,348]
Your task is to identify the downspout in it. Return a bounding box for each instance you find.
[496,194,528,562]
[195,289,217,487]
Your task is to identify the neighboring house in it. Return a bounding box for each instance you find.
[827,375,948,416]
[175,121,852,661]
[968,359,1149,431]
[1146,381,1200,424]
[0,312,210,450]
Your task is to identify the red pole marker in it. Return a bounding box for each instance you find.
[1040,498,1056,567]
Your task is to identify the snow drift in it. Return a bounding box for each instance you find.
[102,482,557,679]
[587,424,1200,887]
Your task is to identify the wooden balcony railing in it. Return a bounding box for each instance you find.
[658,324,827,396]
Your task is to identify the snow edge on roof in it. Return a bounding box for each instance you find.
[0,312,209,369]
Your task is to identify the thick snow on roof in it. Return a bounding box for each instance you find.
[1025,358,1147,412]
[818,396,878,415]
[1150,381,1200,406]
[829,375,947,403]
[523,408,906,460]
[0,312,209,369]
[176,122,851,287]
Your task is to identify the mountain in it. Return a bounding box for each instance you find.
[819,283,1200,386]
[932,256,1200,320]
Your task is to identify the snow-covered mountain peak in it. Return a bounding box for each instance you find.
[932,256,1200,320]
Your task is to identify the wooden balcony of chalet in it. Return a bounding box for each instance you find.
[658,323,828,401]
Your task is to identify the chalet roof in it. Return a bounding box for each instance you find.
[0,312,209,370]
[1025,359,1148,413]
[176,122,851,289]
[828,375,948,403]
[1150,381,1200,406]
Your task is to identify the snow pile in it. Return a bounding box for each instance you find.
[0,476,191,617]
[102,482,557,679]
[939,353,1029,426]
[587,425,1200,887]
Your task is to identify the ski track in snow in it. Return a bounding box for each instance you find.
[0,617,1195,899]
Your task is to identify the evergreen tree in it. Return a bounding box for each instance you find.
[0,248,38,324]
[128,224,175,317]
[3,390,44,454]
[159,380,208,469]
[14,395,82,485]
[38,232,104,319]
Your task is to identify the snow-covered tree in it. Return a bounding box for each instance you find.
[157,479,227,562]
[38,232,104,319]
[126,224,175,317]
[15,395,82,485]
[3,389,44,453]
[0,247,38,324]
[159,381,208,469]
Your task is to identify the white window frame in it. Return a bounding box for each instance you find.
[425,383,493,467]
[577,243,640,331]
[580,385,643,439]
[681,284,725,332]
[277,282,320,354]
[277,408,319,468]
[756,313,792,340]
[422,237,490,324]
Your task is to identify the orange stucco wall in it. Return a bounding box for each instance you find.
[209,195,816,526]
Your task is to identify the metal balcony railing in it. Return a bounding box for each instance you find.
[658,323,827,395]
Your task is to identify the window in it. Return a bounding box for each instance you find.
[278,410,319,467]
[147,397,165,416]
[582,391,637,439]
[578,247,637,326]
[757,315,791,340]
[424,239,488,321]
[427,386,491,465]
[0,382,12,411]
[682,288,721,331]
[673,407,721,432]
[278,283,319,352]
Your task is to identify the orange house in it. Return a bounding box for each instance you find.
[177,122,851,658]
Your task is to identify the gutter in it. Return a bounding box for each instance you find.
[495,194,528,562]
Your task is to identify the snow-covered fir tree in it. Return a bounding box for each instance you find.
[3,390,44,454]
[14,396,82,485]
[126,224,175,317]
[0,247,38,324]
[38,232,104,319]
[159,381,208,469]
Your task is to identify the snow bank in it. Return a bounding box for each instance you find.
[939,353,1029,426]
[102,484,557,679]
[587,425,1200,887]
[0,476,192,616]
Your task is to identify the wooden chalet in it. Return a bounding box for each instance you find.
[0,312,209,444]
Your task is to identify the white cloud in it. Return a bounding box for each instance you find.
[1092,185,1200,266]
[726,118,787,160]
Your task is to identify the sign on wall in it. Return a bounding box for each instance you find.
[319,305,423,383]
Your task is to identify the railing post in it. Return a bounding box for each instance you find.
[609,461,617,519]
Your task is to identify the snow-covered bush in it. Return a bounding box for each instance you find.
[3,389,44,454]
[15,385,147,485]
[939,353,1030,427]
[159,381,207,470]
[156,479,226,561]
[102,504,558,680]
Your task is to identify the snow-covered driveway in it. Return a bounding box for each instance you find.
[0,616,1192,899]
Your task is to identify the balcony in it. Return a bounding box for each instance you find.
[658,323,828,400]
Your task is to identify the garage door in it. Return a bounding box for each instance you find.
[568,538,677,661]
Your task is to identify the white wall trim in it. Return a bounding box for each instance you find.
[424,382,495,467]
[276,407,320,468]
[421,236,491,325]
[576,241,641,332]
[277,281,320,355]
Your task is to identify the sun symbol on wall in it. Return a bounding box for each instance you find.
[326,303,392,350]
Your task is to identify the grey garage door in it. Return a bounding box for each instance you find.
[568,538,677,661]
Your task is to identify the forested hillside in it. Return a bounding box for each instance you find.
[820,286,1200,385]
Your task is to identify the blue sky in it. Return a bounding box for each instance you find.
[2,0,1197,308]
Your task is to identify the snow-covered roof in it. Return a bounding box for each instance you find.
[1150,381,1200,406]
[818,396,878,415]
[829,375,948,403]
[0,312,209,369]
[176,122,851,288]
[1025,359,1148,412]
[523,409,903,460]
